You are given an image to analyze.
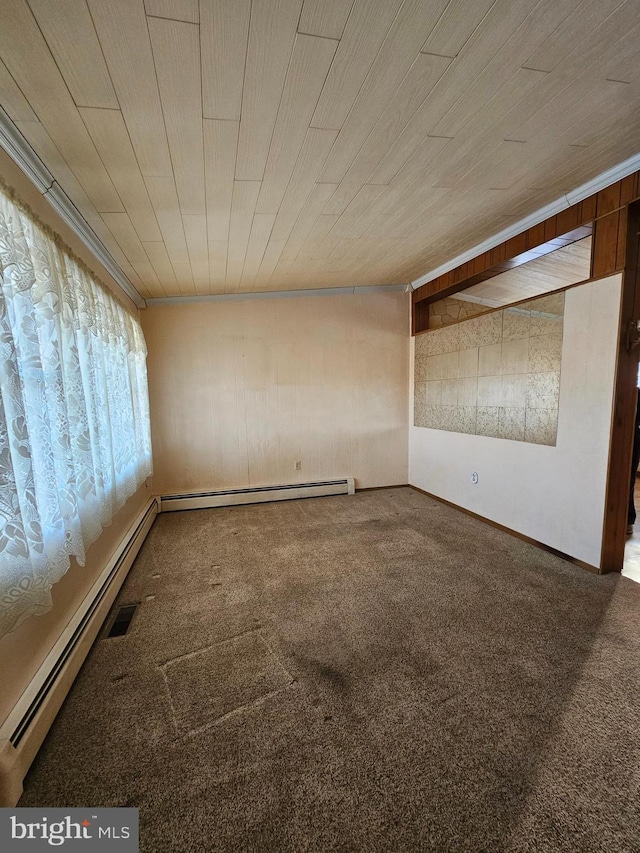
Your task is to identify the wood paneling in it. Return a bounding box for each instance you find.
[203,119,238,244]
[239,213,277,290]
[88,0,173,179]
[256,34,338,215]
[592,211,621,279]
[1,0,124,213]
[298,0,354,40]
[3,0,640,298]
[200,0,250,120]
[235,0,303,181]
[318,0,450,184]
[310,0,404,131]
[269,129,338,241]
[148,18,204,215]
[26,0,118,109]
[226,180,261,291]
[144,0,198,23]
[0,59,38,121]
[420,0,496,58]
[79,107,162,242]
[182,213,209,291]
[144,175,191,268]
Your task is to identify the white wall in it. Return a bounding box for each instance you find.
[143,289,410,494]
[409,275,622,568]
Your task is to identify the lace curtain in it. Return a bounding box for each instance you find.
[0,183,152,638]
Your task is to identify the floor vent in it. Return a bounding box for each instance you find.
[0,498,158,808]
[106,603,139,638]
[160,478,355,512]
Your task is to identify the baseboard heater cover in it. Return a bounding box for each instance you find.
[160,478,356,512]
[0,497,158,807]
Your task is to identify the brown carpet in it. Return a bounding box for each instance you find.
[19,488,640,851]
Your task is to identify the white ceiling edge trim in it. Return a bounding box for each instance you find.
[146,284,409,306]
[0,108,145,309]
[410,150,640,292]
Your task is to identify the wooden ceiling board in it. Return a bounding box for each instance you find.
[0,60,38,122]
[88,216,146,285]
[426,68,561,190]
[129,258,162,296]
[362,0,544,187]
[256,34,339,215]
[87,0,173,179]
[323,182,364,216]
[0,59,38,122]
[339,52,452,188]
[1,0,124,213]
[144,174,191,266]
[253,239,287,290]
[269,128,338,241]
[298,0,354,40]
[235,0,304,181]
[427,30,634,195]
[226,180,261,291]
[279,182,340,262]
[430,0,586,139]
[420,0,497,58]
[144,0,199,23]
[182,213,209,288]
[310,0,404,131]
[508,17,640,145]
[239,213,277,290]
[204,118,238,243]
[27,0,118,109]
[79,107,163,242]
[298,214,340,259]
[2,0,640,296]
[142,239,178,291]
[170,261,195,294]
[200,0,250,121]
[148,17,205,215]
[523,0,627,73]
[333,183,387,241]
[206,240,228,291]
[318,0,450,184]
[101,211,152,265]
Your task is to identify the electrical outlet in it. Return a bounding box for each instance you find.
[471,471,479,484]
[295,460,302,471]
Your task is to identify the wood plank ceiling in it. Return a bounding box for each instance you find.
[1,0,639,299]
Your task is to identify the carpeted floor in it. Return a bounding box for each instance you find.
[20,488,640,852]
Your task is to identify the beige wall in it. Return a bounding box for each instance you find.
[142,290,410,494]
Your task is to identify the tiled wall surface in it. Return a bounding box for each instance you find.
[428,296,487,328]
[414,291,564,445]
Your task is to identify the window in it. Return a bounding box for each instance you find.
[0,181,152,637]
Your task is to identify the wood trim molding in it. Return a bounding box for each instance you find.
[600,200,640,573]
[408,485,600,575]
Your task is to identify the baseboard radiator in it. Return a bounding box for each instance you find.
[0,497,159,807]
[160,478,356,512]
